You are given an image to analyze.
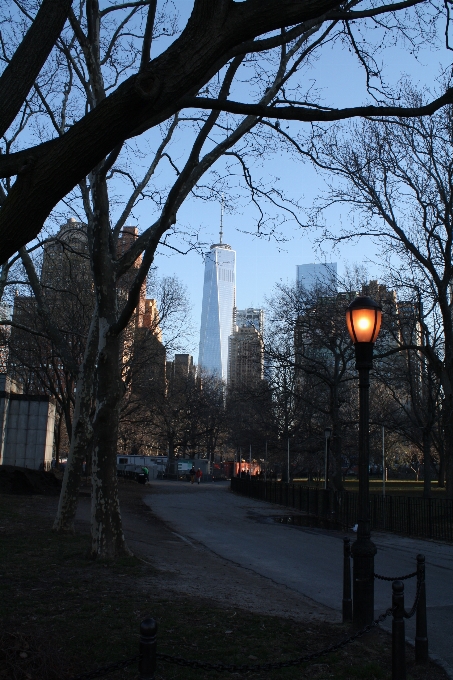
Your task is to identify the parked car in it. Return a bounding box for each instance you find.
[118,464,147,484]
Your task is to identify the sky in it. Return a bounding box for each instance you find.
[6,0,448,360]
[132,1,453,360]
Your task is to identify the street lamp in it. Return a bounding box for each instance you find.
[346,295,382,628]
[324,428,332,490]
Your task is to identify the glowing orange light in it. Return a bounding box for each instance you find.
[346,297,382,344]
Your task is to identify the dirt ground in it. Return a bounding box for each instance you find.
[111,479,339,623]
[1,477,449,680]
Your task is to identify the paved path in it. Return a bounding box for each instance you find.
[145,480,453,677]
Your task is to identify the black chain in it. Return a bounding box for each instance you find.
[374,570,417,581]
[70,655,140,680]
[156,607,396,673]
[403,577,423,619]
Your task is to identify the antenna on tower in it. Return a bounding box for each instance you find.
[219,195,224,244]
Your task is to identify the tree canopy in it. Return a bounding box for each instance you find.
[0,0,450,261]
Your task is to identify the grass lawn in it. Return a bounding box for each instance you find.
[293,479,447,496]
[0,491,448,680]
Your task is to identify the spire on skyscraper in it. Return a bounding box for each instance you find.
[219,195,224,245]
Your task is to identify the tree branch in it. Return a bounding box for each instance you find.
[180,89,453,123]
[0,0,73,137]
[19,247,78,374]
[140,0,157,70]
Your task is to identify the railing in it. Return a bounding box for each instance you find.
[71,596,422,680]
[230,477,453,542]
[69,547,429,680]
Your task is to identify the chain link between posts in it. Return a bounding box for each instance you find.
[155,606,396,673]
[70,655,140,680]
[373,566,422,618]
[374,570,417,581]
[403,577,423,619]
[70,605,397,679]
[70,569,424,678]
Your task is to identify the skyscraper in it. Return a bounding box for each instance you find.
[228,326,264,389]
[234,307,264,333]
[198,221,236,381]
[297,262,337,292]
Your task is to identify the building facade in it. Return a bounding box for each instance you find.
[198,240,236,381]
[228,326,264,389]
[0,375,55,469]
[234,307,264,333]
[297,262,337,292]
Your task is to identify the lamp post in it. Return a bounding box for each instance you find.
[324,427,332,489]
[346,295,382,628]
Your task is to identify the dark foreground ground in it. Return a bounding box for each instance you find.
[0,479,449,680]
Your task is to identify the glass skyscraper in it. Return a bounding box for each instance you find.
[198,240,236,381]
[297,262,337,292]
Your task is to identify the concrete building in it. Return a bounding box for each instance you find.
[0,375,55,469]
[297,262,337,292]
[234,308,264,333]
[198,228,236,381]
[166,354,195,382]
[8,220,166,463]
[228,326,264,389]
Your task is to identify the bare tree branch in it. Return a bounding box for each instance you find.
[0,0,73,137]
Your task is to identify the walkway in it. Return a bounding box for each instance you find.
[145,480,453,677]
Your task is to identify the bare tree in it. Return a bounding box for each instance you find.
[373,295,442,495]
[265,280,360,488]
[0,0,451,555]
[304,98,453,496]
[118,273,193,455]
[0,0,449,262]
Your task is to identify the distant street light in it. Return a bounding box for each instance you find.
[324,427,332,490]
[346,295,382,628]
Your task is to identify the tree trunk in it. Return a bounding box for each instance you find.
[443,391,453,498]
[54,408,63,469]
[53,314,98,532]
[90,329,130,558]
[331,432,344,491]
[445,431,453,499]
[168,439,176,477]
[330,383,344,491]
[422,428,431,498]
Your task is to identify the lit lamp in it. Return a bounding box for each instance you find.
[346,296,382,628]
[324,427,332,490]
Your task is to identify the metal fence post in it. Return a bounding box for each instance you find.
[415,554,428,664]
[342,537,352,623]
[140,617,157,680]
[392,581,406,680]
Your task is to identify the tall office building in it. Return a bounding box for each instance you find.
[228,326,264,389]
[198,223,236,381]
[234,307,264,333]
[297,262,337,292]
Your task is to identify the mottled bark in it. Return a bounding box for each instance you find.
[88,165,130,557]
[90,330,130,558]
[53,313,98,532]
